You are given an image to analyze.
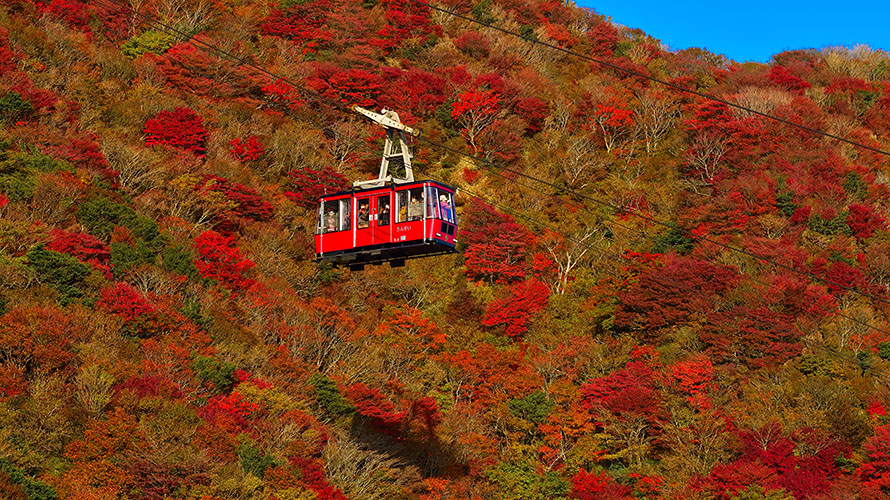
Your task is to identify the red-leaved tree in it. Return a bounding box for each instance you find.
[345,383,442,436]
[200,391,259,434]
[46,228,111,276]
[706,424,850,499]
[587,22,619,57]
[701,306,801,369]
[193,231,256,290]
[514,96,549,133]
[667,357,714,396]
[195,175,274,222]
[481,279,550,338]
[229,136,264,162]
[284,167,351,208]
[372,0,441,52]
[96,282,155,321]
[846,203,886,241]
[260,0,332,53]
[580,361,662,421]
[451,89,499,152]
[767,66,811,94]
[143,107,209,157]
[346,382,405,434]
[309,68,384,108]
[570,468,631,500]
[462,200,535,283]
[262,78,305,111]
[615,255,738,335]
[289,457,349,500]
[859,424,890,496]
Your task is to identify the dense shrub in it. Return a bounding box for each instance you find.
[284,167,350,208]
[0,92,31,123]
[308,372,353,417]
[193,231,256,290]
[76,197,160,242]
[120,30,175,59]
[192,355,237,391]
[142,107,209,157]
[26,247,90,303]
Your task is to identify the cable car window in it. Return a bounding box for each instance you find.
[356,199,370,229]
[440,192,455,223]
[322,201,340,233]
[339,199,351,231]
[396,191,408,223]
[425,186,439,219]
[407,188,423,221]
[377,195,390,226]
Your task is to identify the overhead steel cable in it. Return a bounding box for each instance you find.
[410,0,890,158]
[90,0,890,307]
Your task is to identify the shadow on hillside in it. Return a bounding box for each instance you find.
[347,416,469,479]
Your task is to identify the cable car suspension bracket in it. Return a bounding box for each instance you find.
[352,106,421,189]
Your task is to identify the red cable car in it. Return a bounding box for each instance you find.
[315,107,458,270]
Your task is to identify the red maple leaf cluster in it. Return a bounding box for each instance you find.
[570,468,631,500]
[309,67,385,108]
[196,174,274,222]
[372,0,441,52]
[229,136,265,162]
[142,107,209,157]
[260,0,332,53]
[96,282,156,322]
[193,230,256,290]
[345,383,442,436]
[200,391,259,434]
[767,65,811,94]
[580,360,663,420]
[704,424,851,499]
[482,279,550,338]
[261,78,305,111]
[284,166,351,208]
[46,228,111,276]
[462,200,535,283]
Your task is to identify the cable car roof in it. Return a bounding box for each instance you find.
[317,179,456,201]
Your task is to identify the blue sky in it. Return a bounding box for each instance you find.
[575,1,890,63]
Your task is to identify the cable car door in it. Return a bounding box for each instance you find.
[354,195,374,248]
[374,193,392,245]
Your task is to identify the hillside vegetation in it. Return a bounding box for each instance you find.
[1,0,890,498]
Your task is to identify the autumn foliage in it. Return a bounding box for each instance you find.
[193,230,256,290]
[482,279,550,337]
[143,107,209,157]
[462,200,535,283]
[284,166,351,208]
[4,0,890,498]
[229,135,264,162]
[580,360,662,420]
[46,228,111,275]
[570,468,631,500]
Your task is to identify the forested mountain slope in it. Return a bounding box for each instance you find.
[1,0,890,498]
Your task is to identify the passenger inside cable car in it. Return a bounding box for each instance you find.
[379,202,390,226]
